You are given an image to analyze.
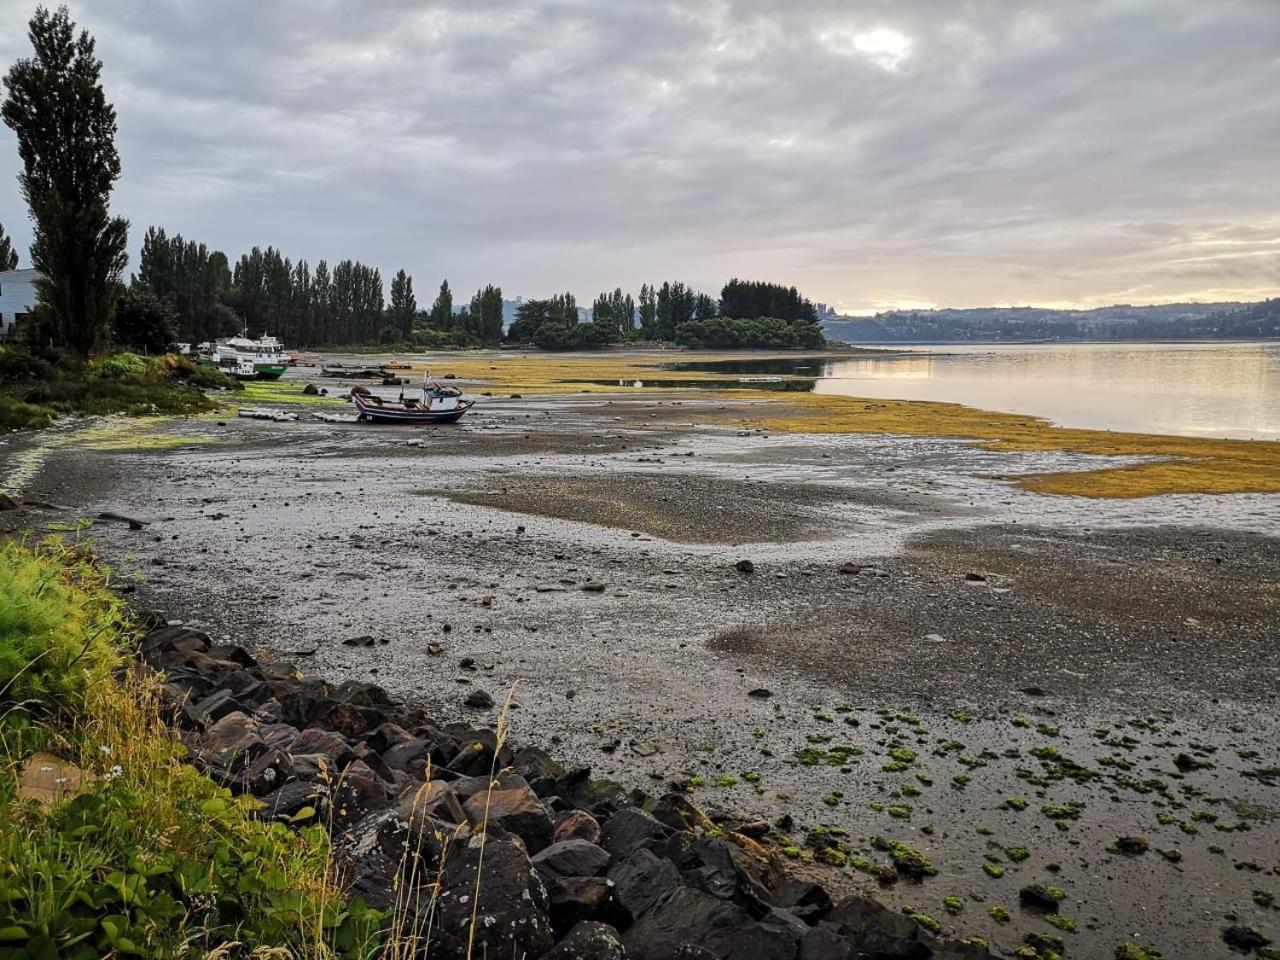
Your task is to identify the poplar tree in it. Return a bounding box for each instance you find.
[389,269,416,339]
[429,279,453,330]
[3,5,129,355]
[0,220,17,270]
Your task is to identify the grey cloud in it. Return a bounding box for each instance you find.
[0,0,1277,310]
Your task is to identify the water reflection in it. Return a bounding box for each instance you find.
[677,343,1280,440]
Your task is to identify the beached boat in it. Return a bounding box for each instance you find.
[205,332,291,380]
[351,382,474,424]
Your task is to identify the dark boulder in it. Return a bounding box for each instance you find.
[382,738,434,777]
[622,886,800,960]
[257,780,328,821]
[544,921,627,960]
[602,808,671,859]
[556,809,604,845]
[463,781,554,853]
[1222,925,1270,953]
[826,896,935,959]
[608,847,681,923]
[194,711,266,785]
[287,728,354,768]
[363,721,415,754]
[547,878,617,933]
[331,759,391,829]
[432,833,556,960]
[394,779,467,825]
[1018,884,1062,911]
[799,925,854,960]
[773,877,833,923]
[182,688,244,729]
[532,839,611,881]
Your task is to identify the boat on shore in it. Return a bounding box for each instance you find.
[200,332,292,380]
[350,381,474,424]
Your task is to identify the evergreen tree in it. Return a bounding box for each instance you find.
[389,269,416,340]
[638,283,657,337]
[0,220,18,270]
[429,279,453,331]
[2,5,129,356]
[472,284,504,343]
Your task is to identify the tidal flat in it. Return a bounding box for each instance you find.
[2,349,1277,959]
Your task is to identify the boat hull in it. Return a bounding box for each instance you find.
[352,392,473,424]
[254,364,288,380]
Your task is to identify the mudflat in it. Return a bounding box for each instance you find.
[2,351,1277,959]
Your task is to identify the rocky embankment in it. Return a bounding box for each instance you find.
[138,619,994,960]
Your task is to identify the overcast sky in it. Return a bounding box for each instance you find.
[1,1,1277,314]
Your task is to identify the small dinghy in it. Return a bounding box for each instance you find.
[351,380,474,424]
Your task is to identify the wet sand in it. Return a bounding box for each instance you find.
[1,355,1277,959]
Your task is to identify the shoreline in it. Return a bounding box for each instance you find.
[1,353,1277,957]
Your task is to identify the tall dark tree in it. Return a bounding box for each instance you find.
[469,284,504,343]
[592,288,634,339]
[112,287,177,353]
[719,279,817,323]
[637,283,657,337]
[2,6,129,356]
[429,279,453,330]
[389,268,416,339]
[0,220,17,269]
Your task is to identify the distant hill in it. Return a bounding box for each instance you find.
[823,300,1280,343]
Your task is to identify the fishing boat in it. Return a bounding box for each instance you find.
[204,331,291,380]
[351,380,474,424]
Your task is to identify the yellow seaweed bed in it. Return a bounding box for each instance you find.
[422,351,1280,499]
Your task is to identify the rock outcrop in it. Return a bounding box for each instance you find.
[140,621,993,959]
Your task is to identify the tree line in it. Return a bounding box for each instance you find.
[1,6,824,355]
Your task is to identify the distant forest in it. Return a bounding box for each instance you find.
[128,227,824,350]
[825,300,1280,343]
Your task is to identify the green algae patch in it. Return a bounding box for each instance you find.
[749,391,1280,499]
[237,379,345,407]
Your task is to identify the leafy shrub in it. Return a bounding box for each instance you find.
[0,397,54,431]
[87,352,148,380]
[0,540,383,958]
[0,540,123,729]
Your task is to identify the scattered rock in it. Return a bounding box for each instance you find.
[343,635,376,647]
[464,689,496,710]
[1019,884,1063,910]
[734,559,755,574]
[747,687,773,699]
[1222,925,1270,953]
[302,383,319,395]
[0,493,20,511]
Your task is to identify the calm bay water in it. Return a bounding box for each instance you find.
[691,342,1280,440]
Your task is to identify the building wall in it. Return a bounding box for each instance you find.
[0,268,39,340]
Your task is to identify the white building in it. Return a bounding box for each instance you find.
[0,268,38,341]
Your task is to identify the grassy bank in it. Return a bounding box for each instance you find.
[425,351,1280,499]
[0,348,239,432]
[0,539,380,957]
